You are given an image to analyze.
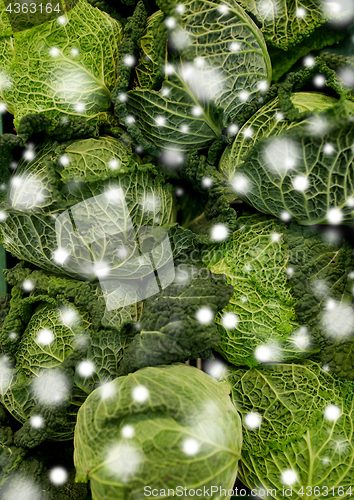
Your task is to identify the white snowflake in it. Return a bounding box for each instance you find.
[53,248,70,266]
[327,207,343,224]
[281,469,298,485]
[49,467,68,486]
[49,47,60,57]
[77,360,95,378]
[123,55,136,67]
[292,175,309,192]
[313,74,326,87]
[122,425,135,438]
[196,306,214,325]
[244,412,262,429]
[230,174,251,194]
[106,443,142,482]
[183,438,200,455]
[210,224,229,242]
[36,329,55,346]
[32,369,71,406]
[221,312,238,329]
[324,404,341,421]
[132,385,149,403]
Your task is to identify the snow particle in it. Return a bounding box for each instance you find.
[275,111,284,121]
[324,404,341,421]
[75,102,85,113]
[323,143,335,155]
[244,412,262,429]
[243,127,253,138]
[57,15,67,25]
[22,279,34,292]
[32,369,71,406]
[175,4,186,14]
[196,306,214,325]
[228,124,239,136]
[161,87,171,97]
[59,307,79,327]
[109,159,120,170]
[23,149,35,161]
[123,55,136,67]
[30,415,45,429]
[292,175,309,192]
[280,211,291,222]
[9,332,17,341]
[0,103,7,114]
[210,223,229,242]
[126,115,136,125]
[160,149,184,168]
[221,312,238,329]
[122,425,135,438]
[59,155,70,167]
[94,261,110,278]
[71,48,80,56]
[49,467,68,486]
[281,469,298,485]
[229,41,241,52]
[192,106,203,117]
[254,345,273,362]
[164,64,175,75]
[132,385,149,403]
[201,177,213,188]
[117,246,128,259]
[49,47,60,57]
[0,210,8,222]
[239,91,249,102]
[313,74,326,87]
[155,115,166,127]
[180,124,189,133]
[296,7,307,17]
[327,208,343,225]
[231,174,251,194]
[118,93,128,102]
[204,360,225,379]
[53,248,70,266]
[258,80,269,92]
[165,16,177,29]
[304,55,315,67]
[218,4,229,14]
[183,438,200,455]
[77,360,95,378]
[271,232,281,242]
[175,187,184,197]
[106,443,142,482]
[36,329,55,346]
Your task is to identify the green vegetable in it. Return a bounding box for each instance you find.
[230,360,354,499]
[0,0,122,129]
[123,0,271,151]
[222,94,354,226]
[204,214,354,375]
[74,364,242,499]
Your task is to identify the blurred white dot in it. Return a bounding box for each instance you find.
[117,246,128,259]
[49,467,68,486]
[221,313,238,329]
[32,369,71,406]
[30,415,45,429]
[23,149,35,161]
[304,55,315,67]
[314,75,326,87]
[9,332,17,340]
[180,124,189,133]
[75,103,85,113]
[123,55,136,67]
[218,4,229,14]
[100,382,116,400]
[280,211,291,222]
[132,385,149,403]
[0,103,7,113]
[241,295,248,303]
[324,404,341,421]
[211,224,229,242]
[60,307,79,327]
[71,48,79,56]
[323,143,335,155]
[126,115,135,125]
[135,146,143,154]
[322,364,331,372]
[275,112,284,121]
[161,87,171,97]
[281,469,298,485]
[192,106,203,117]
[243,127,253,138]
[326,298,337,311]
[201,177,213,188]
[229,41,241,52]
[292,175,309,191]
[77,360,95,378]
[327,208,343,224]
[244,412,262,429]
[347,197,354,207]
[59,155,70,167]
[254,345,273,362]
[228,124,239,135]
[196,306,214,325]
[0,210,8,222]
[205,360,225,378]
[160,148,184,168]
[231,174,251,194]
[118,93,128,102]
[183,438,199,455]
[94,261,110,278]
[296,7,306,17]
[194,57,204,68]
[176,4,185,14]
[155,115,166,127]
[49,47,60,57]
[258,80,268,92]
[271,232,281,242]
[53,248,69,266]
[348,271,354,280]
[109,159,120,170]
[122,425,135,438]
[22,279,34,292]
[165,64,175,75]
[57,15,67,25]
[37,329,55,346]
[175,188,184,197]
[239,91,249,102]
[165,16,176,28]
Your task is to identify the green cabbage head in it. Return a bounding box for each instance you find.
[74,364,242,500]
[230,361,354,499]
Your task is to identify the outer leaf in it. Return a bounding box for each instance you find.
[135,10,164,89]
[227,113,354,225]
[2,0,122,128]
[74,364,242,499]
[236,0,353,51]
[220,92,338,181]
[204,215,308,367]
[127,0,271,151]
[230,361,354,499]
